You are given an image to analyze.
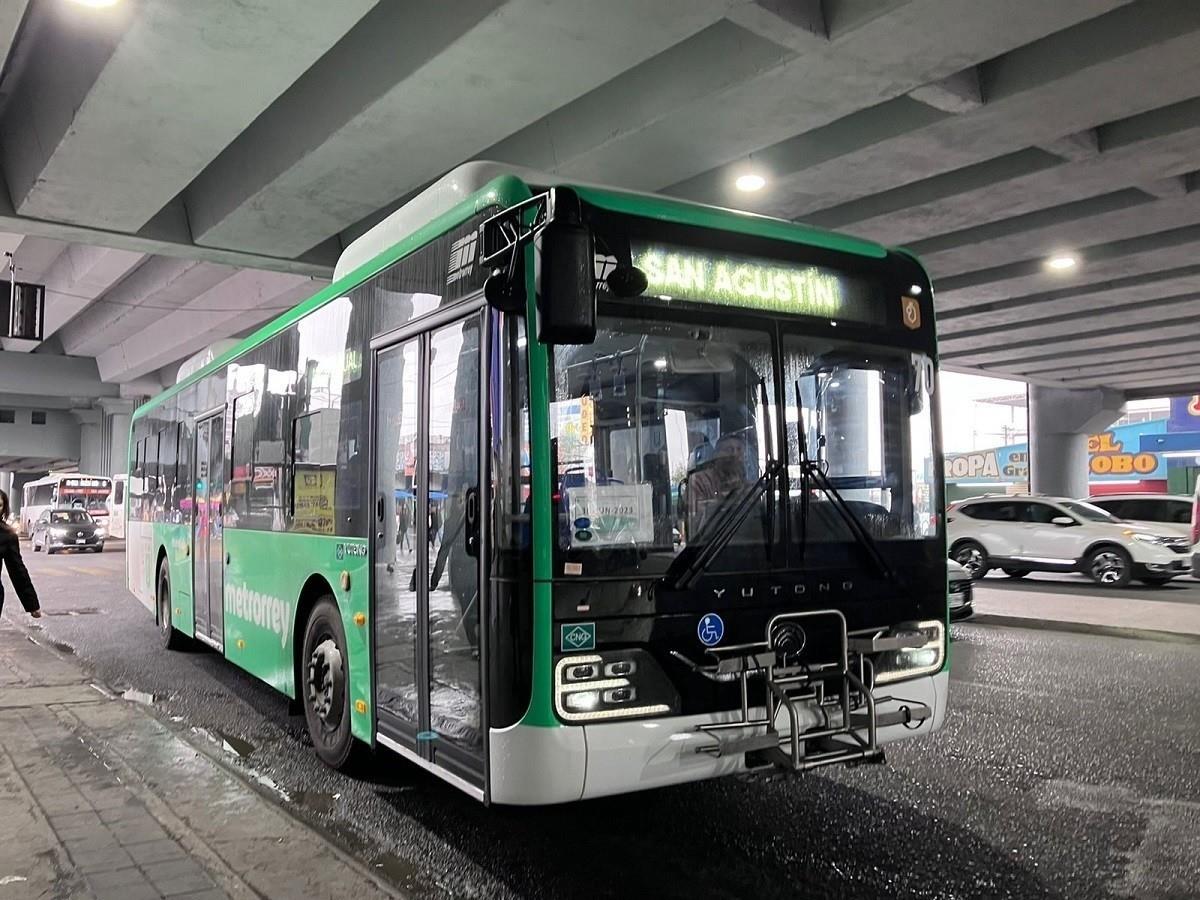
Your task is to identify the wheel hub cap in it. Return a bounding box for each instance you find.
[957,548,983,577]
[307,638,344,726]
[1092,552,1124,584]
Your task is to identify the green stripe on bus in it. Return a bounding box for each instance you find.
[520,233,559,728]
[572,186,888,260]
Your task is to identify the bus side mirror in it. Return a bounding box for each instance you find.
[536,190,596,345]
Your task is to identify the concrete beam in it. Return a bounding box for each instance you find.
[942,320,1198,367]
[934,224,1200,310]
[56,257,236,358]
[94,271,320,383]
[664,0,1129,212]
[828,94,1200,248]
[935,265,1200,335]
[1138,175,1189,198]
[1056,352,1200,383]
[483,20,796,194]
[908,67,984,113]
[1039,128,1100,161]
[771,1,1200,226]
[0,351,115,399]
[724,0,827,51]
[1010,344,1200,377]
[0,0,28,75]
[0,206,335,281]
[939,294,1200,351]
[187,0,734,258]
[35,243,146,344]
[0,0,379,232]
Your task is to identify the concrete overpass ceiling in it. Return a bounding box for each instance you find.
[0,0,1192,397]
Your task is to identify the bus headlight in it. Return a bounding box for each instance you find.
[872,619,945,685]
[554,649,678,723]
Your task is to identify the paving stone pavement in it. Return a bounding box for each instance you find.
[0,615,402,899]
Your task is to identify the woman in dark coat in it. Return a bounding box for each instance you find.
[0,490,42,618]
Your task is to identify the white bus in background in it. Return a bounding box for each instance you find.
[20,473,113,537]
[106,474,127,539]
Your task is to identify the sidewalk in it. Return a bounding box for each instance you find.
[972,585,1200,642]
[0,615,401,900]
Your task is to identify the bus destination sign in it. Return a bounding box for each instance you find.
[631,243,882,324]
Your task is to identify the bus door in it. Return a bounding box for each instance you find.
[372,307,487,794]
[192,413,226,649]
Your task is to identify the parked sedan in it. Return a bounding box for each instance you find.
[948,558,973,620]
[31,508,106,554]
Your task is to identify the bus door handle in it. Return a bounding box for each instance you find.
[376,494,385,523]
[464,487,479,557]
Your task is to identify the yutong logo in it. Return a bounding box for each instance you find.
[712,580,854,600]
[228,583,293,649]
[446,233,478,285]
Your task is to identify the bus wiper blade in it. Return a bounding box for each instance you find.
[801,461,897,585]
[660,458,784,592]
[794,377,896,585]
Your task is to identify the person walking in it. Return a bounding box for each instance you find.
[0,490,42,619]
[396,498,412,552]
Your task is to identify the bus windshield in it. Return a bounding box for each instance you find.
[550,310,937,579]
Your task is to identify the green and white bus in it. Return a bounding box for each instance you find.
[127,162,947,804]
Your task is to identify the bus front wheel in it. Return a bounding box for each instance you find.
[158,561,187,650]
[301,597,356,770]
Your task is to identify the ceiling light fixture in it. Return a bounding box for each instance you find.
[735,173,767,193]
[1047,254,1077,271]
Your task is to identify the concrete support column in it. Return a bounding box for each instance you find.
[1029,385,1125,498]
[72,407,104,476]
[98,398,135,477]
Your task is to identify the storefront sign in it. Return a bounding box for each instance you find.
[945,420,1168,484]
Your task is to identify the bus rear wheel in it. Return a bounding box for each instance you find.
[158,561,187,650]
[302,597,356,770]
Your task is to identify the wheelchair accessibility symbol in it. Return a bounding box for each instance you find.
[697,613,725,647]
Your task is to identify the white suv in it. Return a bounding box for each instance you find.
[948,494,1191,588]
[1085,493,1193,539]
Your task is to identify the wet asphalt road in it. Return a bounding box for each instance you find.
[12,543,1200,900]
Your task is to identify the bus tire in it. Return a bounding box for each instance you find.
[157,560,187,651]
[301,596,357,770]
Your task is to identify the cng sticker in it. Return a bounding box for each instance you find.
[697,613,725,647]
[561,622,596,651]
[901,296,921,329]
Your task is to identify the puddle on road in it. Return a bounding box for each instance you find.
[215,731,256,759]
[49,640,75,656]
[293,789,340,814]
[370,852,425,893]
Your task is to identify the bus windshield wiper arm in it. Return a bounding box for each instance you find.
[794,378,897,585]
[660,458,784,592]
[660,379,782,592]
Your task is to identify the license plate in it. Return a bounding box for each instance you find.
[76,538,86,544]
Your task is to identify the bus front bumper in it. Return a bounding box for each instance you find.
[489,669,948,805]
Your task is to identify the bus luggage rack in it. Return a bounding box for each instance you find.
[671,610,931,774]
